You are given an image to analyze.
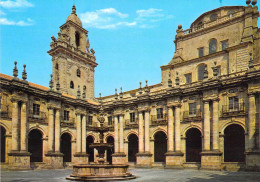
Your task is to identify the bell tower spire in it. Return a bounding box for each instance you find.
[48,5,98,100]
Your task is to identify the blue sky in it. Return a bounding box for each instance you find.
[0,0,258,97]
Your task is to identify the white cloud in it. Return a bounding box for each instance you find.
[0,0,33,8]
[136,8,164,18]
[0,17,33,26]
[0,10,6,16]
[80,8,133,29]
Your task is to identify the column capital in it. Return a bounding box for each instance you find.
[212,97,220,102]
[138,107,150,112]
[248,92,256,97]
[203,99,210,104]
[113,111,124,116]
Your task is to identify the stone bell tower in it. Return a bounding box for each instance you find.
[48,5,97,100]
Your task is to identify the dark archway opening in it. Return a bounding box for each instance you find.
[128,134,138,162]
[106,136,114,164]
[61,133,71,162]
[224,124,245,162]
[75,32,80,47]
[154,131,167,162]
[0,126,6,162]
[87,136,94,162]
[28,129,43,162]
[186,128,202,162]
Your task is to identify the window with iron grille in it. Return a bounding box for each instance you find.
[130,113,135,123]
[198,47,204,58]
[64,110,69,121]
[88,116,93,125]
[108,116,113,125]
[185,73,192,84]
[189,103,197,115]
[209,39,217,54]
[198,64,206,81]
[33,104,40,116]
[222,40,228,50]
[157,108,163,119]
[229,96,239,110]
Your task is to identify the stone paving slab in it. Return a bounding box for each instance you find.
[1,168,260,182]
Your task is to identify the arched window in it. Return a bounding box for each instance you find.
[55,63,59,70]
[70,81,74,89]
[75,32,80,47]
[198,64,207,81]
[209,39,217,54]
[77,69,80,77]
[210,13,218,21]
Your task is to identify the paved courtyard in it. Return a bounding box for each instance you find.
[1,168,260,182]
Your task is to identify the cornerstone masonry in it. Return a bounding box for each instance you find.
[1,1,260,171]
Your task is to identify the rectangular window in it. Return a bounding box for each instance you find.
[130,113,135,123]
[108,116,113,125]
[229,96,239,111]
[189,103,197,115]
[198,48,204,58]
[222,40,228,50]
[185,73,192,84]
[157,108,163,119]
[64,110,69,121]
[88,116,93,125]
[33,104,40,116]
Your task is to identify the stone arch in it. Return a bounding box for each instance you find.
[125,130,138,142]
[28,129,43,162]
[87,133,97,143]
[185,127,202,162]
[0,122,10,135]
[128,133,138,162]
[28,126,47,138]
[151,127,167,140]
[106,135,114,164]
[61,129,75,141]
[104,133,114,143]
[86,135,95,162]
[0,125,7,162]
[182,124,202,137]
[154,131,167,162]
[220,121,246,135]
[61,132,72,162]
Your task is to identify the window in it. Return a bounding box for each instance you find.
[210,13,218,21]
[198,64,206,81]
[227,11,235,17]
[189,103,197,115]
[221,40,228,50]
[55,63,59,70]
[70,81,74,89]
[229,96,239,111]
[77,69,80,77]
[108,116,113,126]
[198,47,204,57]
[209,39,217,54]
[64,110,69,121]
[157,108,163,119]
[130,113,135,123]
[185,73,192,84]
[88,116,93,125]
[75,32,80,47]
[33,104,40,116]
[216,66,221,76]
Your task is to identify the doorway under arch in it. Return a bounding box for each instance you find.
[61,133,72,162]
[28,129,43,162]
[186,128,202,162]
[154,131,167,162]
[0,126,6,162]
[106,136,114,164]
[87,136,94,162]
[128,134,138,162]
[224,124,245,162]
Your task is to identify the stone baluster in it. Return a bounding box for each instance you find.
[11,99,19,151]
[20,102,27,151]
[55,109,60,153]
[82,115,87,153]
[203,101,210,151]
[175,105,181,151]
[167,106,174,152]
[138,112,144,153]
[144,110,150,152]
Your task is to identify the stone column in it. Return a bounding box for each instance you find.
[167,107,174,152]
[76,114,82,153]
[203,101,210,151]
[11,100,19,151]
[212,99,219,151]
[20,102,27,152]
[175,105,181,152]
[48,107,54,152]
[248,94,256,150]
[119,115,124,153]
[82,115,87,153]
[138,112,144,153]
[144,111,150,152]
[54,109,60,153]
[114,116,119,153]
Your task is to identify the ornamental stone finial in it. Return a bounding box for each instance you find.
[49,74,53,90]
[22,64,27,81]
[145,80,149,93]
[99,93,102,103]
[115,88,118,100]
[119,87,123,99]
[139,82,143,94]
[178,24,182,29]
[252,0,257,6]
[13,61,18,78]
[72,4,76,14]
[246,0,251,5]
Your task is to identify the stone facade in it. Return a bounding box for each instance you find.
[0,2,260,171]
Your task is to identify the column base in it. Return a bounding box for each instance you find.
[74,152,89,164]
[201,150,222,170]
[136,152,153,168]
[245,150,260,171]
[112,152,127,164]
[165,151,184,169]
[8,151,31,170]
[45,152,64,169]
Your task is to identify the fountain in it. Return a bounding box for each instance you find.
[66,103,135,181]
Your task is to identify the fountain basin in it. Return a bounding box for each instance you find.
[66,164,136,181]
